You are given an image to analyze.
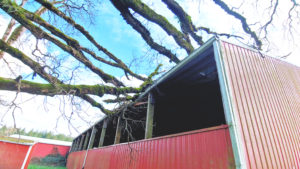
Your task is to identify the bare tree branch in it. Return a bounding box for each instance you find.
[212,0,262,49]
[260,0,279,39]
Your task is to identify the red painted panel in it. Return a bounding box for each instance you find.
[0,141,30,169]
[66,151,86,169]
[67,125,235,169]
[30,143,70,158]
[28,143,70,167]
[219,41,300,169]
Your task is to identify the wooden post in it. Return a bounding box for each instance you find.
[88,127,97,149]
[74,139,79,151]
[83,131,91,150]
[114,116,122,144]
[98,119,108,147]
[78,135,85,151]
[71,139,77,152]
[70,140,74,152]
[145,93,155,139]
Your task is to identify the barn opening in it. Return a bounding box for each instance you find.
[148,46,226,137]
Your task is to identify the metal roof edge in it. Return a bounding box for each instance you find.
[137,36,217,101]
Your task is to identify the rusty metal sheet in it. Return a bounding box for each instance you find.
[218,41,300,169]
[67,125,235,169]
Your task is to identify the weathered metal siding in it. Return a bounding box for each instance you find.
[67,125,235,169]
[218,41,300,169]
[67,151,86,169]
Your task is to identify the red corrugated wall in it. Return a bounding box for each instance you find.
[0,141,31,169]
[219,41,300,169]
[67,125,235,169]
[65,151,86,169]
[30,143,70,158]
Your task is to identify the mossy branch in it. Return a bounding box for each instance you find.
[162,0,203,45]
[111,0,180,63]
[35,0,145,81]
[0,39,60,84]
[0,39,136,115]
[0,0,124,87]
[119,0,194,54]
[0,77,140,97]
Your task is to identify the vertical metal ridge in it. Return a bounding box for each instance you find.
[255,53,290,168]
[219,40,300,169]
[236,46,274,169]
[228,43,264,169]
[271,58,300,166]
[245,47,285,169]
[263,55,294,168]
[243,47,282,169]
[222,42,257,169]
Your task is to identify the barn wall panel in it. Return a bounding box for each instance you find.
[67,125,235,169]
[30,143,70,158]
[219,41,300,169]
[0,141,30,169]
[66,151,86,169]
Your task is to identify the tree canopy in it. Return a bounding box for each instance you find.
[0,0,299,133]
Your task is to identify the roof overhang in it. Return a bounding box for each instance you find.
[137,37,217,100]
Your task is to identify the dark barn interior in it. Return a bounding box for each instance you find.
[152,80,225,137]
[151,47,226,137]
[119,107,147,143]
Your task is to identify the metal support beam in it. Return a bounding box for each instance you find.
[145,93,155,139]
[83,131,91,150]
[98,119,108,147]
[114,116,122,144]
[88,127,97,149]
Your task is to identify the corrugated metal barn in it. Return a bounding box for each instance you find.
[0,140,33,169]
[0,136,71,169]
[67,38,300,169]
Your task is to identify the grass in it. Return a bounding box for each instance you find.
[28,164,67,169]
